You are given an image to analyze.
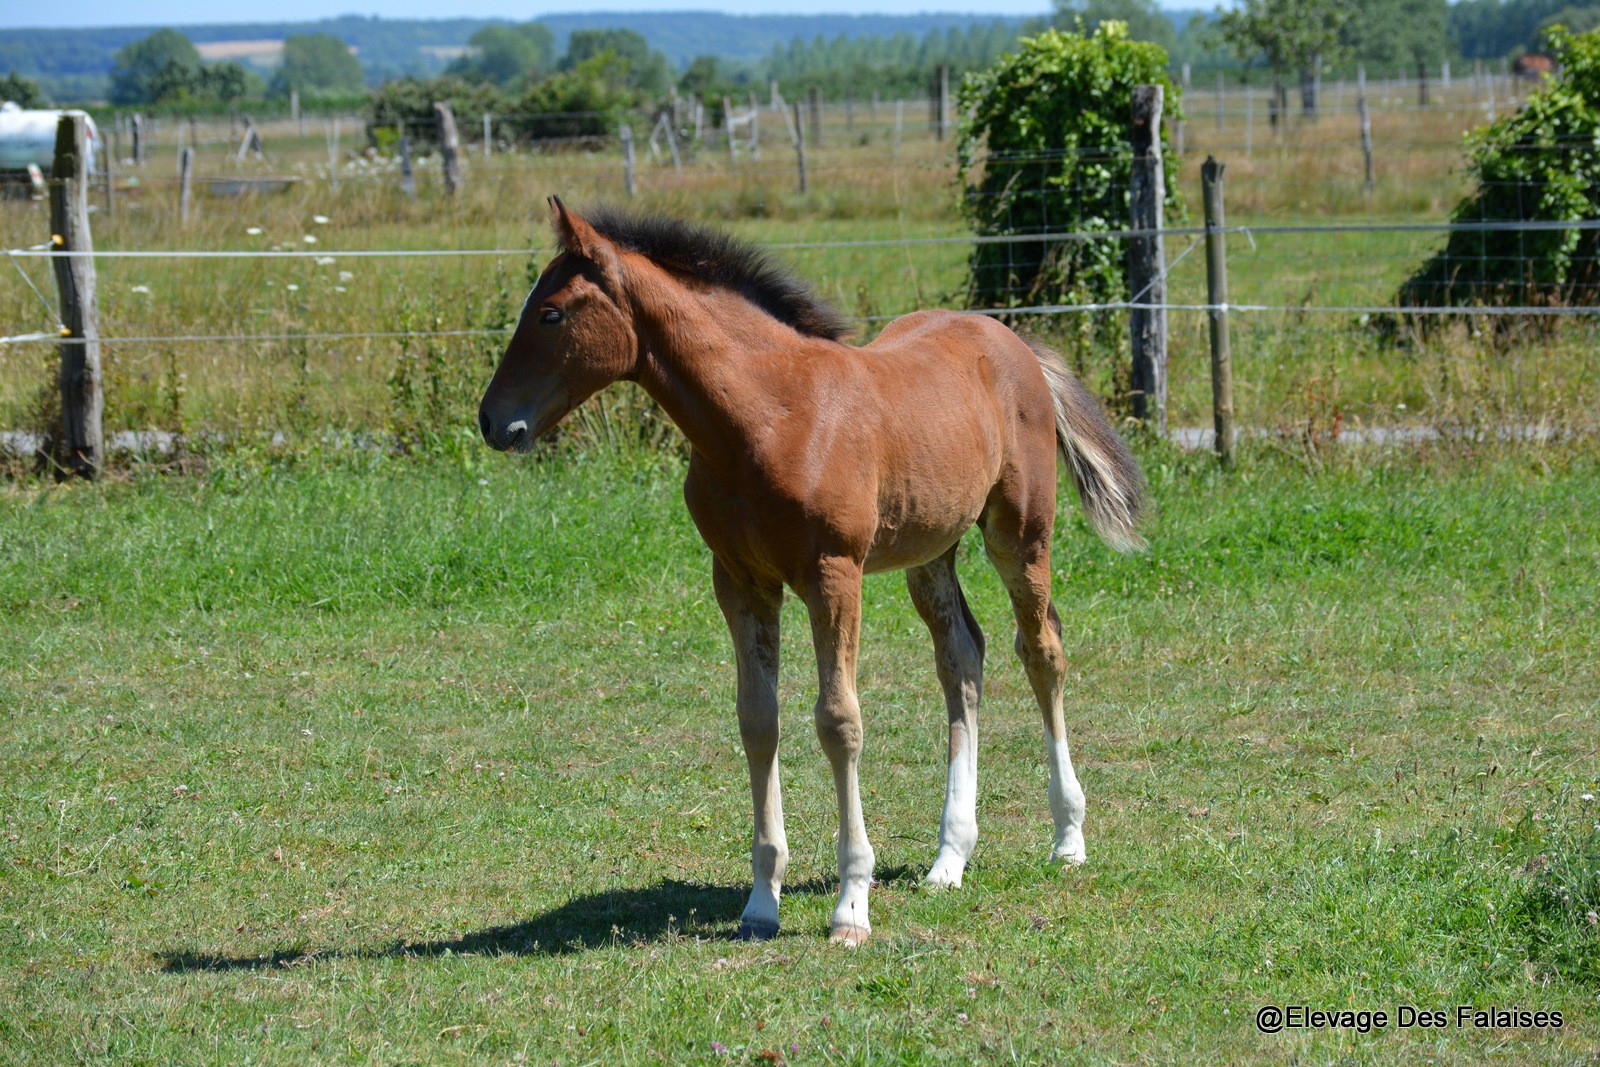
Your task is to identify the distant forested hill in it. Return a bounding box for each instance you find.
[0,12,1033,101]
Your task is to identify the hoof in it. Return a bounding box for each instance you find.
[924,867,964,889]
[829,924,871,948]
[1052,828,1087,865]
[736,919,780,942]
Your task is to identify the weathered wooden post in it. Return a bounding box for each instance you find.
[808,87,822,148]
[620,123,636,197]
[724,95,738,161]
[434,102,462,196]
[101,133,115,219]
[327,117,341,194]
[1128,85,1167,435]
[793,101,808,193]
[179,146,194,223]
[1201,156,1234,469]
[131,113,145,166]
[290,90,301,130]
[483,111,492,159]
[748,92,761,159]
[49,112,102,478]
[936,64,950,141]
[1363,65,1376,192]
[399,134,416,198]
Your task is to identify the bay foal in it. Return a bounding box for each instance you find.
[480,199,1145,945]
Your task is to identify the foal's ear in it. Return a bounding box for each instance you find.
[548,196,622,282]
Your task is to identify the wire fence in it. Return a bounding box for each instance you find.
[3,120,1598,456]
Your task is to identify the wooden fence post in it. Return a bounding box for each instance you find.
[724,95,737,161]
[101,132,115,219]
[620,123,636,197]
[179,146,194,223]
[131,113,145,166]
[936,64,950,141]
[49,112,102,478]
[399,134,416,198]
[1201,156,1234,469]
[748,92,761,159]
[1128,85,1167,436]
[1358,69,1374,193]
[808,87,822,148]
[793,101,808,194]
[483,112,492,159]
[434,102,462,196]
[327,118,341,194]
[290,90,301,130]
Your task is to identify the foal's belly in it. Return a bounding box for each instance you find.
[862,493,988,574]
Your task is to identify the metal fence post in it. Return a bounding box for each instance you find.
[1201,156,1235,469]
[1128,85,1167,436]
[50,112,102,478]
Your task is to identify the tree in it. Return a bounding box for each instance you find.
[561,29,671,93]
[1054,0,1177,52]
[447,24,555,88]
[272,34,364,99]
[957,23,1181,314]
[1215,0,1349,116]
[108,28,201,105]
[1343,0,1450,101]
[1,70,47,107]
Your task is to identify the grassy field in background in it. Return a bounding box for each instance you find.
[10,76,1600,446]
[2,444,1597,1063]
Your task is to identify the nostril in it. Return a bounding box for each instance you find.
[478,409,493,443]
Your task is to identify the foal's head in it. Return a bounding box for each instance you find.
[478,198,637,452]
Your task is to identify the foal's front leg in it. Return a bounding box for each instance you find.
[712,560,788,941]
[803,557,875,946]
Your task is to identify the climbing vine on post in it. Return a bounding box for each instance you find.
[957,23,1181,315]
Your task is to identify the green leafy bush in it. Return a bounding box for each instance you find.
[1400,27,1600,309]
[956,23,1181,311]
[366,76,504,149]
[502,53,639,142]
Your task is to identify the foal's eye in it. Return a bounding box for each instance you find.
[540,307,563,326]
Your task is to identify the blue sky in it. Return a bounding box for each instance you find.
[3,1,1063,29]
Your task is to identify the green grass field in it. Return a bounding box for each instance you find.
[3,444,1597,1063]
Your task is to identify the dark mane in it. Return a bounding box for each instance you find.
[584,206,854,341]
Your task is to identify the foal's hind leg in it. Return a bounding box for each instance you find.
[906,548,986,888]
[712,559,789,940]
[981,505,1088,864]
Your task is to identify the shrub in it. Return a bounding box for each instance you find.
[365,76,504,149]
[1399,27,1600,309]
[956,23,1181,312]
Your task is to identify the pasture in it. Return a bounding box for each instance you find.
[2,74,1598,1063]
[2,444,1597,1063]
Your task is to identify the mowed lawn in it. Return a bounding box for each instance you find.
[1,445,1597,1064]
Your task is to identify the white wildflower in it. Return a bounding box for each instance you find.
[130,285,150,294]
[337,271,354,282]
[286,284,299,292]
[312,214,330,224]
[302,234,318,244]
[246,226,263,235]
[315,256,335,266]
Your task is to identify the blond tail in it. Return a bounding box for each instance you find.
[1026,339,1147,552]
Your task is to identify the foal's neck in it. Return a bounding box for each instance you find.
[624,257,824,466]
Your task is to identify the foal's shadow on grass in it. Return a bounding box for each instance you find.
[157,867,917,973]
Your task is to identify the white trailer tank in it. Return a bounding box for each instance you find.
[0,101,101,176]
